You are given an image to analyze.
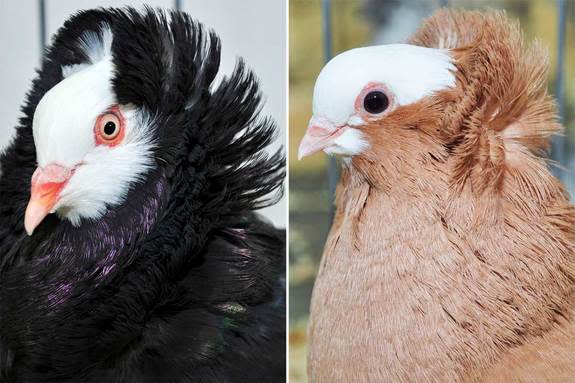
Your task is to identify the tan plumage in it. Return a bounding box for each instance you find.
[307,9,575,382]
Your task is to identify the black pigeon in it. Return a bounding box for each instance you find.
[0,7,285,383]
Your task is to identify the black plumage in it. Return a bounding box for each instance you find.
[0,7,285,382]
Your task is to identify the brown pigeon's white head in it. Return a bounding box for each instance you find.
[298,44,456,159]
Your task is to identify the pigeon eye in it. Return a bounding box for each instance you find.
[103,121,117,137]
[363,91,389,114]
[355,83,394,120]
[95,107,125,146]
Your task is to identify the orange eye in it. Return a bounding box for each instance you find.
[95,106,125,146]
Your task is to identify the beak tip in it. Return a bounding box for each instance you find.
[24,164,70,235]
[24,217,37,236]
[297,143,315,160]
[24,202,52,237]
[299,120,342,160]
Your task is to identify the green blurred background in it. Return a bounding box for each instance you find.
[289,0,575,381]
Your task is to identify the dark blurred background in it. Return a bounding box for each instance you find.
[289,0,574,381]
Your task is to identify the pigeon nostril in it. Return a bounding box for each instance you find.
[34,164,73,185]
[308,125,332,137]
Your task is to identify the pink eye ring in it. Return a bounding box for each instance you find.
[355,82,395,120]
[94,105,125,147]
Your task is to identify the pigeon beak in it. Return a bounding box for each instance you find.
[298,116,347,159]
[25,164,73,235]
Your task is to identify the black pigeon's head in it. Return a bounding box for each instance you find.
[9,7,283,236]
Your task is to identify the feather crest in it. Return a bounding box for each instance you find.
[410,9,563,197]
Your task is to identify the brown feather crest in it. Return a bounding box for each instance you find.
[410,9,562,196]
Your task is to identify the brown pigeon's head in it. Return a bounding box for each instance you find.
[297,43,456,162]
[299,9,560,194]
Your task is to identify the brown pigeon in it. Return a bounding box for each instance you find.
[299,9,575,382]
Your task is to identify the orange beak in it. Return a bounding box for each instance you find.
[298,117,346,159]
[25,164,73,235]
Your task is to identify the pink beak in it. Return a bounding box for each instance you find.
[25,164,73,235]
[298,117,346,159]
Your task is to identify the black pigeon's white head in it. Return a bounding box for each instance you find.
[28,25,154,233]
[12,7,283,237]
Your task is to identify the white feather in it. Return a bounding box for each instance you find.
[313,43,456,127]
[62,63,91,78]
[324,128,369,156]
[62,24,113,78]
[34,57,116,167]
[78,24,113,64]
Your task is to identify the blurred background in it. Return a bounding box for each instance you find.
[289,0,574,381]
[0,0,286,227]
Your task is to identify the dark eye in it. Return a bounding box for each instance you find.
[363,91,389,114]
[103,121,117,137]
